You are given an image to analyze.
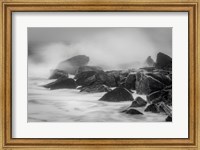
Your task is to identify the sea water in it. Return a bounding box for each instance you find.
[28,78,167,122]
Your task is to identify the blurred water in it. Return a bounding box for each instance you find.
[28,78,167,122]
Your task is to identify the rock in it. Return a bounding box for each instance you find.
[49,69,68,79]
[76,66,103,74]
[165,116,172,122]
[156,52,172,70]
[135,72,165,95]
[125,73,136,90]
[56,55,89,75]
[168,73,172,80]
[75,71,96,80]
[106,70,130,87]
[144,104,160,113]
[81,75,96,86]
[140,67,156,72]
[146,72,172,86]
[147,91,162,103]
[99,87,134,102]
[145,56,155,67]
[75,71,116,87]
[43,77,77,90]
[144,102,172,114]
[120,70,130,78]
[95,71,116,87]
[105,75,117,87]
[147,86,172,106]
[76,86,82,90]
[164,88,172,106]
[130,97,147,107]
[75,71,97,86]
[80,84,111,93]
[123,108,143,115]
[106,70,121,79]
[159,102,172,117]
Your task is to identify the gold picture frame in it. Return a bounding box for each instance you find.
[0,0,199,149]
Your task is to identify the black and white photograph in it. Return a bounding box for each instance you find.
[28,27,172,122]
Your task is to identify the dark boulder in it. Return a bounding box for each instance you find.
[80,75,96,86]
[156,52,172,70]
[146,72,172,86]
[144,104,160,113]
[147,86,172,106]
[49,69,68,79]
[75,71,116,87]
[130,97,147,107]
[165,116,172,122]
[43,77,77,90]
[135,72,165,95]
[123,108,143,115]
[125,73,136,90]
[80,84,111,93]
[76,66,103,74]
[105,75,117,87]
[56,55,89,75]
[75,71,97,86]
[75,71,96,79]
[147,91,162,103]
[159,102,172,117]
[106,70,130,87]
[165,88,172,106]
[95,71,116,87]
[99,87,134,102]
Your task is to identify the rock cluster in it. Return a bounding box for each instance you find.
[43,52,172,121]
[80,84,111,93]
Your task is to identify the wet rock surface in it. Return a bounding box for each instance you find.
[75,70,116,87]
[135,72,166,95]
[165,116,172,122]
[106,70,130,87]
[147,86,172,106]
[99,87,134,102]
[125,73,136,90]
[144,104,160,113]
[156,52,172,70]
[80,84,111,93]
[130,97,147,107]
[76,66,103,74]
[43,77,77,90]
[75,71,97,86]
[122,108,143,115]
[49,69,68,79]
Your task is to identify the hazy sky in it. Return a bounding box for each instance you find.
[28,27,172,77]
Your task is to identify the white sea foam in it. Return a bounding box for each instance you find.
[28,78,167,122]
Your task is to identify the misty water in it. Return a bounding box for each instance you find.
[28,77,168,122]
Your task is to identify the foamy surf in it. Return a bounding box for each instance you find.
[28,78,167,122]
